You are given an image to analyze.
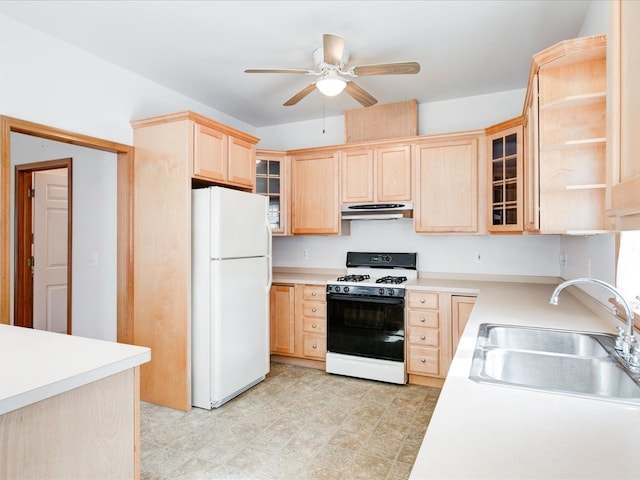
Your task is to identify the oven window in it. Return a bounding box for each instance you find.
[327,296,405,362]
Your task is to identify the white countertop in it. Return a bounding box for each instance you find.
[0,324,150,415]
[409,281,640,480]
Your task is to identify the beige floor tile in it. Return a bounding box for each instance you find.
[140,362,439,480]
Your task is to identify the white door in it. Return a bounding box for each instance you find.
[33,169,68,334]
[210,256,270,405]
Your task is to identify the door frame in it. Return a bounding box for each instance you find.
[1,116,134,343]
[15,159,72,332]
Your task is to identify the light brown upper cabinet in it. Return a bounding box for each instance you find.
[290,150,341,235]
[192,114,257,189]
[524,35,609,234]
[130,111,258,411]
[486,118,524,233]
[256,150,290,235]
[414,134,483,233]
[341,144,412,204]
[607,0,640,230]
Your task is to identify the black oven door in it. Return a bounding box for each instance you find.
[327,294,405,362]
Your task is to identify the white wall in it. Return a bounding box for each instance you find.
[578,0,609,37]
[11,133,117,342]
[256,89,526,150]
[274,220,562,277]
[0,14,256,145]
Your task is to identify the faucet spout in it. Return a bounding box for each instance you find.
[549,278,635,337]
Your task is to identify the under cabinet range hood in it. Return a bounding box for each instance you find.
[341,202,413,220]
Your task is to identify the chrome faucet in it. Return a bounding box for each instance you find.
[549,278,639,368]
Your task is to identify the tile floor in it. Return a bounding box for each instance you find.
[141,362,440,480]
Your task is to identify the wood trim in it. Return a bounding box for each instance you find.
[117,151,134,345]
[14,159,73,333]
[408,374,444,388]
[485,116,524,135]
[0,116,133,345]
[130,110,259,145]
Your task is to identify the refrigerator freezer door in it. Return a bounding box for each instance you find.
[208,187,269,259]
[192,256,270,409]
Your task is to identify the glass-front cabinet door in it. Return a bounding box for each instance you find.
[486,119,523,232]
[255,150,289,235]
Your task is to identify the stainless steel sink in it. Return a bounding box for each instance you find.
[484,324,609,357]
[470,324,640,404]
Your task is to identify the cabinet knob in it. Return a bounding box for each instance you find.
[420,298,425,304]
[420,317,425,323]
[312,307,317,312]
[312,323,317,329]
[311,291,316,296]
[420,335,426,340]
[312,343,317,349]
[421,358,426,363]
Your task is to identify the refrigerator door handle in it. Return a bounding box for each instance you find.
[266,222,273,289]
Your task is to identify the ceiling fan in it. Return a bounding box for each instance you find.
[245,33,420,108]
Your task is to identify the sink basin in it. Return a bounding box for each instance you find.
[470,324,640,405]
[483,324,609,357]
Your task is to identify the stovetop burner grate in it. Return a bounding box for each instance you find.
[336,274,371,283]
[375,276,408,285]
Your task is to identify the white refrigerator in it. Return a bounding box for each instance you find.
[191,186,272,409]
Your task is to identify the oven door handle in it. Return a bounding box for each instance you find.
[327,295,404,306]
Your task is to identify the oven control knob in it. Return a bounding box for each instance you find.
[334,286,341,293]
[388,288,394,296]
[378,288,385,295]
[344,287,350,293]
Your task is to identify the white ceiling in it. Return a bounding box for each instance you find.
[0,0,592,128]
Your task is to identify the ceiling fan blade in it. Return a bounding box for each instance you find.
[245,68,313,75]
[323,33,345,65]
[351,62,420,77]
[283,83,317,106]
[344,81,377,107]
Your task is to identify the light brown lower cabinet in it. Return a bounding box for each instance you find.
[451,295,477,354]
[270,283,327,362]
[407,289,477,386]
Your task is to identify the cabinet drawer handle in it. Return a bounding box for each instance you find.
[312,323,317,329]
[312,307,317,313]
[311,291,316,296]
[312,343,317,349]
[420,317,426,323]
[420,298,425,304]
[420,335,426,340]
[421,358,426,363]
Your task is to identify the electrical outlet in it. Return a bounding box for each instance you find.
[475,252,482,262]
[559,253,568,268]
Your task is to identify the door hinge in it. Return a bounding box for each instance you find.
[27,188,35,198]
[27,256,35,267]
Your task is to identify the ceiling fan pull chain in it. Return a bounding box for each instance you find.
[322,96,326,134]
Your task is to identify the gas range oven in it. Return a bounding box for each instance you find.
[325,252,417,384]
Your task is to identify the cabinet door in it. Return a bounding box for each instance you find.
[193,123,227,182]
[342,149,374,204]
[228,136,255,189]
[256,151,289,235]
[451,295,476,355]
[270,284,295,355]
[376,145,412,202]
[291,152,341,235]
[414,138,479,233]
[487,124,523,232]
[608,0,640,229]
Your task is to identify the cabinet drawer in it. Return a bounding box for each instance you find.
[303,316,326,334]
[302,333,326,360]
[408,346,439,376]
[408,310,439,328]
[408,327,439,347]
[303,285,325,302]
[407,291,439,309]
[303,302,326,318]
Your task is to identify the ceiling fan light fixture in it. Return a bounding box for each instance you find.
[316,74,346,97]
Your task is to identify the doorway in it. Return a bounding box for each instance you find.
[1,116,134,344]
[14,159,72,332]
